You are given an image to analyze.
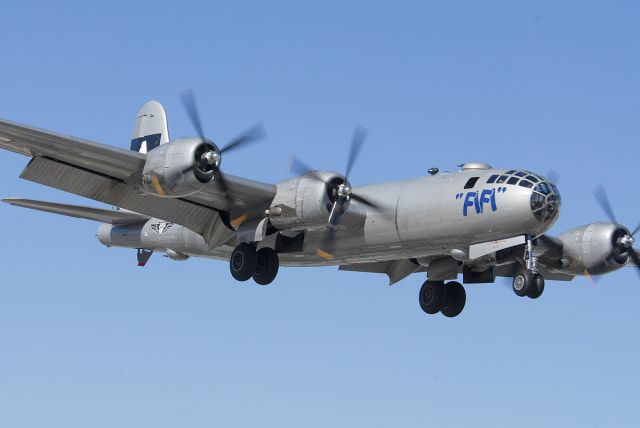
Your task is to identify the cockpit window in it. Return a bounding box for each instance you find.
[496,175,508,184]
[526,175,539,183]
[464,177,479,189]
[507,177,519,185]
[536,183,551,195]
[519,180,533,189]
[530,182,560,222]
[551,184,561,201]
[505,170,516,175]
[486,174,498,184]
[515,171,526,177]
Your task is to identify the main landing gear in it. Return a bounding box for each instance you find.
[512,235,545,299]
[230,243,279,285]
[419,280,466,318]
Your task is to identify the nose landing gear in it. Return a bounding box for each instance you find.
[512,270,545,299]
[419,280,466,317]
[512,235,545,299]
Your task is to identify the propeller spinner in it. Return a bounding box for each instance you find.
[290,126,384,260]
[594,184,640,277]
[180,89,266,202]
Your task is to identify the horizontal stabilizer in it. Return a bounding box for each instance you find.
[2,198,149,225]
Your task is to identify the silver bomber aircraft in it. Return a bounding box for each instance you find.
[1,94,638,318]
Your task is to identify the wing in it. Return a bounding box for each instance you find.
[340,259,424,285]
[0,118,145,181]
[2,198,149,225]
[0,119,275,244]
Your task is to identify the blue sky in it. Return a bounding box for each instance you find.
[1,1,639,427]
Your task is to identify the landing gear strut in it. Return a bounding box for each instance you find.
[229,243,280,285]
[512,236,545,299]
[419,280,466,317]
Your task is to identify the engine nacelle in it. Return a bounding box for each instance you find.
[557,222,630,275]
[141,138,218,197]
[268,172,348,232]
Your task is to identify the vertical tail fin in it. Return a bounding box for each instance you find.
[130,100,169,153]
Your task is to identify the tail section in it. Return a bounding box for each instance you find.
[130,100,169,153]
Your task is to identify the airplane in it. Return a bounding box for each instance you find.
[1,92,638,318]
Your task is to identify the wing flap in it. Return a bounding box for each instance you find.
[19,156,233,247]
[2,198,149,225]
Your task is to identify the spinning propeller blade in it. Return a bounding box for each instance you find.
[594,184,618,224]
[546,168,560,185]
[593,185,640,278]
[310,127,383,259]
[180,89,206,140]
[288,157,326,182]
[220,123,266,154]
[350,193,380,210]
[179,89,265,205]
[345,126,367,181]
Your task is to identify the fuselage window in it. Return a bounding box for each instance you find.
[519,180,533,189]
[486,174,498,184]
[464,177,479,189]
[507,177,519,185]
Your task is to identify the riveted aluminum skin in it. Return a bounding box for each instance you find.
[98,219,208,255]
[556,222,629,275]
[269,171,348,232]
[141,138,216,198]
[350,169,559,259]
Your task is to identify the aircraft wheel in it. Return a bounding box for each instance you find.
[230,243,257,282]
[440,281,466,318]
[253,248,279,285]
[419,280,445,314]
[527,274,545,299]
[512,270,534,297]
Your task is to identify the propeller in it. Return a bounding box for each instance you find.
[179,89,266,201]
[546,168,560,185]
[594,184,640,277]
[290,126,386,260]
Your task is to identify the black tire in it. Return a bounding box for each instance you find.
[512,270,533,297]
[440,281,466,318]
[253,248,279,285]
[527,274,545,299]
[419,281,445,314]
[229,243,257,282]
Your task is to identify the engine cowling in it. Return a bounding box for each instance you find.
[140,138,218,197]
[268,171,357,232]
[557,222,630,275]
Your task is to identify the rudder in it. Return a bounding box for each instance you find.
[130,100,169,153]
